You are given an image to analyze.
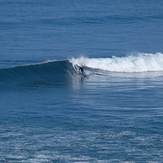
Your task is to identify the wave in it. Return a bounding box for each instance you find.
[0,60,75,86]
[70,52,163,73]
[0,52,163,86]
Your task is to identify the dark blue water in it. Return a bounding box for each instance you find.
[0,0,163,162]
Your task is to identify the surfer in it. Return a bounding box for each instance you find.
[79,66,84,75]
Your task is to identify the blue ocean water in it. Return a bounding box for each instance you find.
[0,0,163,162]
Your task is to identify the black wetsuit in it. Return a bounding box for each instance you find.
[79,66,84,74]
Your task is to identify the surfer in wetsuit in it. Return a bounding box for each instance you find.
[79,66,84,75]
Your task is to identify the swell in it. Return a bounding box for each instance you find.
[0,60,75,86]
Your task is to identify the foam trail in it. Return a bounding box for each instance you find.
[70,53,163,72]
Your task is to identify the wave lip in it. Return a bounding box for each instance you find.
[70,53,163,73]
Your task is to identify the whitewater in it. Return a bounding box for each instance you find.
[71,52,163,73]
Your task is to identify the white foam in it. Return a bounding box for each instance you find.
[70,53,163,72]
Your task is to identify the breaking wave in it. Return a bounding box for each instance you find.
[0,52,163,86]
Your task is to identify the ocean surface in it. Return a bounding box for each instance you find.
[0,0,163,162]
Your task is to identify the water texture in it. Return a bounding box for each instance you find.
[0,0,163,162]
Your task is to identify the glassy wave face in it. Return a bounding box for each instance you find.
[0,60,73,87]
